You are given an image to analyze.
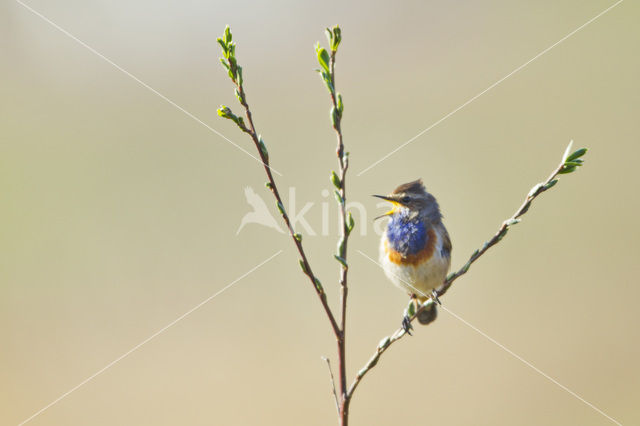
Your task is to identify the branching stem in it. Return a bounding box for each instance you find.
[217,26,586,426]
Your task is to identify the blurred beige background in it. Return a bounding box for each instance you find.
[1,0,639,425]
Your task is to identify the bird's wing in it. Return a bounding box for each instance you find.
[437,223,452,257]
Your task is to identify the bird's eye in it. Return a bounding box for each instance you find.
[401,196,411,203]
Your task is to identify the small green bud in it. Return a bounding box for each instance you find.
[331,26,341,51]
[342,152,349,167]
[217,38,228,53]
[265,182,273,190]
[314,277,324,293]
[504,218,521,227]
[378,336,391,350]
[544,179,558,190]
[558,165,577,174]
[330,171,341,189]
[331,106,339,127]
[528,183,544,198]
[325,28,333,45]
[497,226,509,241]
[299,259,307,274]
[276,201,285,215]
[234,88,243,103]
[346,212,355,233]
[217,105,231,118]
[258,135,269,161]
[334,189,344,204]
[336,93,344,115]
[406,301,416,317]
[294,233,302,242]
[518,200,532,216]
[566,148,588,162]
[236,116,248,131]
[334,255,348,268]
[236,65,243,87]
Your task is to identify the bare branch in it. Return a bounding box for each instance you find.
[216,27,340,337]
[322,356,340,414]
[318,26,351,425]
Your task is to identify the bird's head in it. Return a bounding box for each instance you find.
[373,179,441,222]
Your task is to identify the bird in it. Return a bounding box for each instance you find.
[237,187,284,235]
[374,179,451,331]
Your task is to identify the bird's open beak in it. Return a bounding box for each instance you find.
[372,194,399,220]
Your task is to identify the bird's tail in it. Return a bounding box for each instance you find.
[417,303,437,325]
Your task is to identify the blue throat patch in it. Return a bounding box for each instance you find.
[386,212,427,255]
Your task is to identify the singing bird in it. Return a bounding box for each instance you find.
[375,179,451,329]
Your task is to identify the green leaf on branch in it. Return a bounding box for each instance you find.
[559,165,577,174]
[316,44,330,73]
[328,25,341,51]
[317,70,334,93]
[325,28,333,45]
[224,25,232,44]
[566,148,588,162]
[217,38,228,54]
[337,238,345,257]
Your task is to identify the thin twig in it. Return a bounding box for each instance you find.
[322,356,340,414]
[327,38,351,424]
[347,144,584,399]
[216,29,341,338]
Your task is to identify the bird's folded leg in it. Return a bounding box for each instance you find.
[402,316,413,335]
[431,289,442,306]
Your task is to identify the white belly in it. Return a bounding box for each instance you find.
[379,231,450,301]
